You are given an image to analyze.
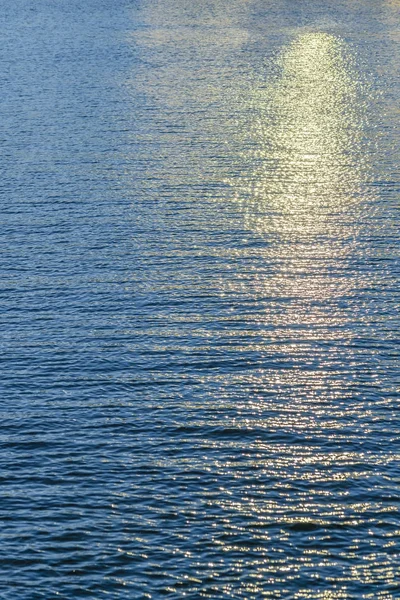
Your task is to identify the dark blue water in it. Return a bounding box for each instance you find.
[1,0,399,597]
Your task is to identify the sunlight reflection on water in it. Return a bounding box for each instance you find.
[227,33,378,413]
[239,32,371,242]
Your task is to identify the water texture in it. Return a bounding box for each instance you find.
[1,0,399,598]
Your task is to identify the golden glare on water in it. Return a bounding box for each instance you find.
[240,32,369,247]
[228,32,376,408]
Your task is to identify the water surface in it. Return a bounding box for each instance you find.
[1,0,399,597]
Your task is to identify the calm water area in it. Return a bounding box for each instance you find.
[1,0,399,597]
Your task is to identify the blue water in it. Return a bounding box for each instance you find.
[1,0,399,597]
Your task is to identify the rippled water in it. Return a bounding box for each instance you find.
[1,0,399,597]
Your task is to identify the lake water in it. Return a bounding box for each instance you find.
[1,0,399,597]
